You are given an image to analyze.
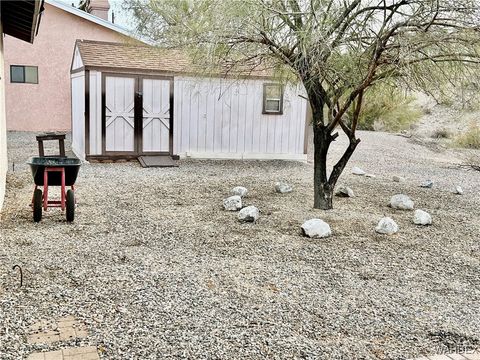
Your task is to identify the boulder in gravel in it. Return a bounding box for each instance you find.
[301,219,332,238]
[352,167,366,176]
[365,173,376,178]
[413,209,432,225]
[375,217,399,235]
[335,185,355,198]
[390,194,414,210]
[231,186,248,197]
[238,206,259,222]
[420,180,434,188]
[223,195,242,211]
[453,185,464,195]
[275,181,293,194]
[392,175,405,183]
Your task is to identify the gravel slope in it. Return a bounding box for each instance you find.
[0,130,479,360]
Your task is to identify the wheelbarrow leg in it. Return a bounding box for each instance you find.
[43,169,48,211]
[61,168,66,211]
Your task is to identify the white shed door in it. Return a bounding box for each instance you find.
[105,76,136,152]
[142,79,170,152]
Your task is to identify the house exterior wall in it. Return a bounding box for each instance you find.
[0,22,7,210]
[4,2,125,132]
[173,77,307,160]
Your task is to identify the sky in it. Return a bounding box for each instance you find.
[58,0,134,30]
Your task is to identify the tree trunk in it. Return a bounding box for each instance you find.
[313,125,334,210]
[328,137,361,190]
[313,120,361,210]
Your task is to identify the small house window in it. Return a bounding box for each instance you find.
[10,65,38,84]
[263,83,283,114]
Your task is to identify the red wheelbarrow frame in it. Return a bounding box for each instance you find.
[31,167,75,211]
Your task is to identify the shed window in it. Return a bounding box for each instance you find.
[263,84,283,114]
[10,65,38,84]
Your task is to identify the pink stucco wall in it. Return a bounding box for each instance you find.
[1,22,7,210]
[4,3,126,131]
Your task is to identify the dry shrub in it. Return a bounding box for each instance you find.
[455,125,480,149]
[423,107,433,115]
[432,128,452,139]
[464,153,480,171]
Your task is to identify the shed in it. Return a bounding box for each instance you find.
[70,40,309,162]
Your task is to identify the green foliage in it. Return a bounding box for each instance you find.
[455,125,480,149]
[355,87,423,132]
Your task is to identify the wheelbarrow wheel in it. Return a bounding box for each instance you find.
[66,190,75,222]
[33,189,42,222]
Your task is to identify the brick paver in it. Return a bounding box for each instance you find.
[27,316,88,345]
[26,316,99,360]
[409,352,480,360]
[26,346,99,360]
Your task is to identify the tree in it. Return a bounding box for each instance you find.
[127,0,480,209]
[78,0,89,11]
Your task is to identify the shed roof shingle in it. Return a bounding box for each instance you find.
[75,40,272,78]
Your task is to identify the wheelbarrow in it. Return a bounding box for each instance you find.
[27,157,81,222]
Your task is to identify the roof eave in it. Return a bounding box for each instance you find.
[1,0,44,43]
[79,64,275,80]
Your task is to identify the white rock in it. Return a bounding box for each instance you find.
[365,173,376,178]
[275,181,293,194]
[301,219,332,238]
[390,194,414,210]
[420,180,434,188]
[230,186,248,197]
[335,185,355,198]
[375,217,399,235]
[413,209,432,225]
[352,167,366,175]
[223,195,242,211]
[238,206,259,222]
[393,175,405,183]
[454,185,464,195]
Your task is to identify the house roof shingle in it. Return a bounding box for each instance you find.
[75,39,273,79]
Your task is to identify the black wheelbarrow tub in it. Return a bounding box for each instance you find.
[27,157,81,186]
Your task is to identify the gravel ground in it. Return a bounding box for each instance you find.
[411,96,480,141]
[0,130,479,360]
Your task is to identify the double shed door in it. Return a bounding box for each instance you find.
[103,74,173,155]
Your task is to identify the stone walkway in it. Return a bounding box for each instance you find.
[27,346,99,360]
[26,316,99,360]
[21,316,480,359]
[28,316,88,344]
[409,353,480,360]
